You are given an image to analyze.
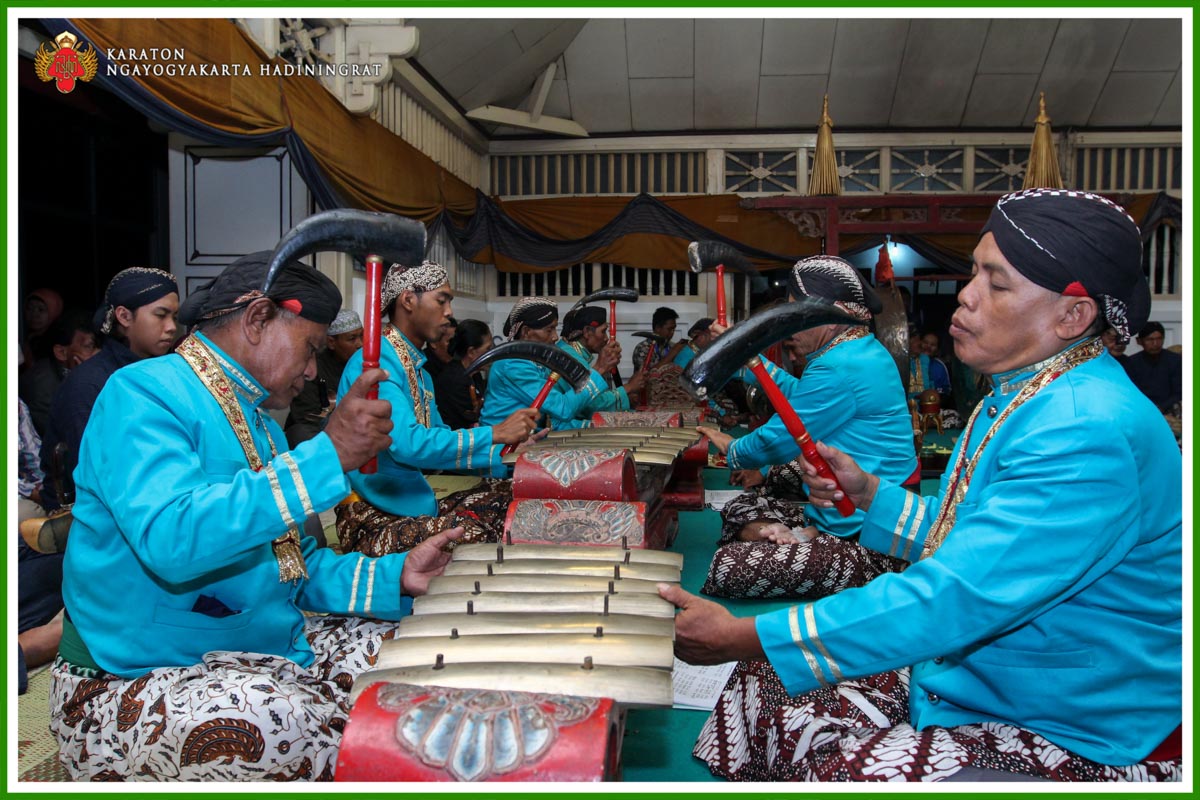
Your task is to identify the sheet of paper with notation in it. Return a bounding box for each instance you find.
[672,658,738,711]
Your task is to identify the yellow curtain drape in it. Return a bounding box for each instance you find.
[70,18,477,223]
[481,194,831,272]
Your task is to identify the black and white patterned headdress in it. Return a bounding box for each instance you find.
[982,189,1147,343]
[788,255,882,323]
[95,267,179,334]
[381,260,449,312]
[503,296,558,339]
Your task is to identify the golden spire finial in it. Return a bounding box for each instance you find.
[1035,92,1051,125]
[1023,92,1064,190]
[808,95,842,196]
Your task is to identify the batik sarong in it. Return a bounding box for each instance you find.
[694,660,1182,782]
[706,461,903,599]
[335,478,511,556]
[50,615,398,781]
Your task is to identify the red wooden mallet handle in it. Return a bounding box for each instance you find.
[608,299,620,381]
[745,356,855,517]
[639,342,657,407]
[501,372,560,456]
[360,255,384,474]
[715,263,728,327]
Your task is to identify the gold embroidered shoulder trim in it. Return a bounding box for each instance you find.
[385,326,432,427]
[176,335,308,582]
[921,338,1104,558]
[813,326,868,363]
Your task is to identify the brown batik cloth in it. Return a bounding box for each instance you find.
[704,460,904,599]
[335,478,512,556]
[695,660,1182,782]
[49,615,400,781]
[702,537,906,600]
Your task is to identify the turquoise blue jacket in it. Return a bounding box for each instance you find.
[909,352,934,396]
[340,331,503,517]
[673,344,696,369]
[756,347,1182,765]
[728,333,916,537]
[63,333,408,679]
[480,349,593,430]
[556,340,631,416]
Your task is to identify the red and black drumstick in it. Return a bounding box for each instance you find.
[465,341,593,456]
[742,354,853,516]
[359,254,384,474]
[259,209,426,475]
[566,287,639,383]
[688,240,762,327]
[681,301,863,517]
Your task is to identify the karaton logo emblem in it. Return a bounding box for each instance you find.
[35,32,98,94]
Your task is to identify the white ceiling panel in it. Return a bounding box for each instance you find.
[408,16,1182,137]
[414,20,521,77]
[760,19,837,76]
[962,74,1038,128]
[542,71,572,119]
[630,77,694,131]
[1152,71,1182,126]
[563,20,632,133]
[512,19,562,50]
[826,19,908,127]
[626,19,694,79]
[1113,18,1182,71]
[977,19,1058,74]
[756,75,827,129]
[1027,19,1130,126]
[1090,72,1177,126]
[440,32,524,98]
[891,19,989,126]
[694,20,764,129]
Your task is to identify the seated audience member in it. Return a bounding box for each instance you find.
[16,393,65,694]
[433,318,494,430]
[49,251,462,781]
[285,309,363,447]
[480,297,595,431]
[701,256,916,600]
[1122,321,1182,413]
[17,543,64,696]
[39,268,179,510]
[907,331,949,397]
[422,316,456,379]
[17,397,46,523]
[21,287,64,367]
[336,264,538,556]
[921,331,952,397]
[19,311,98,436]
[1100,325,1128,363]
[662,190,1181,783]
